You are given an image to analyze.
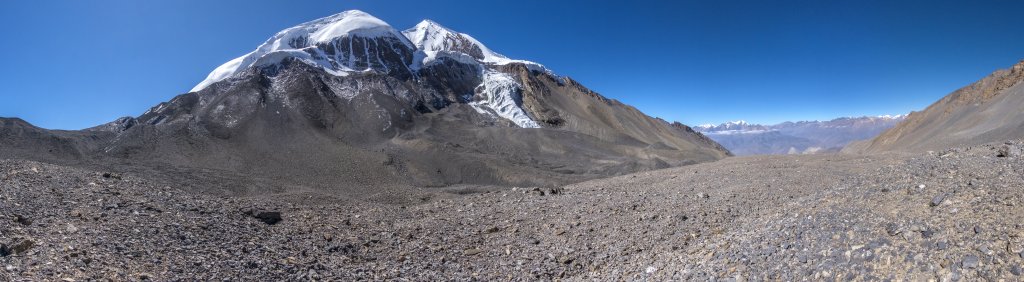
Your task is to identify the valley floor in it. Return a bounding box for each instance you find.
[2,141,1023,280]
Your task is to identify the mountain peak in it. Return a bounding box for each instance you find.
[412,19,445,29]
[190,10,414,92]
[400,19,550,73]
[304,10,398,43]
[403,19,501,62]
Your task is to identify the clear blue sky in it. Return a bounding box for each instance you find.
[2,0,1023,129]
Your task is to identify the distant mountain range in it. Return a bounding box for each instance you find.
[694,115,906,155]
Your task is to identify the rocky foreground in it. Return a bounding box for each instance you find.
[2,141,1023,281]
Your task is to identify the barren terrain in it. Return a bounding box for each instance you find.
[3,140,1022,280]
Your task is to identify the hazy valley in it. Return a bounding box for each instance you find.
[695,115,905,155]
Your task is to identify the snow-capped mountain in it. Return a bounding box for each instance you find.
[1,10,729,191]
[190,11,557,129]
[695,115,906,155]
[693,120,769,134]
[192,10,417,92]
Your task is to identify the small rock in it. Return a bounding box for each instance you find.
[973,226,982,234]
[996,145,1018,158]
[463,248,483,256]
[13,214,31,226]
[951,269,962,280]
[484,226,500,234]
[921,229,934,238]
[645,266,657,274]
[1011,265,1022,276]
[962,255,980,269]
[978,246,993,256]
[930,195,944,207]
[530,188,545,196]
[66,223,79,234]
[247,210,282,225]
[885,223,902,236]
[1,239,35,256]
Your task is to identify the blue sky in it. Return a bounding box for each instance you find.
[1,0,1023,129]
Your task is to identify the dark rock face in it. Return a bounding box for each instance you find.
[310,35,417,80]
[85,116,137,133]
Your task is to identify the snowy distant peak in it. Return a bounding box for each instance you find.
[725,120,747,126]
[696,120,768,134]
[696,115,907,135]
[191,10,414,92]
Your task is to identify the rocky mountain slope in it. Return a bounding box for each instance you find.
[3,140,1021,280]
[0,118,115,163]
[0,10,728,195]
[695,116,904,155]
[849,60,1024,153]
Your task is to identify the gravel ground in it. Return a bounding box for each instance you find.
[2,140,1023,281]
